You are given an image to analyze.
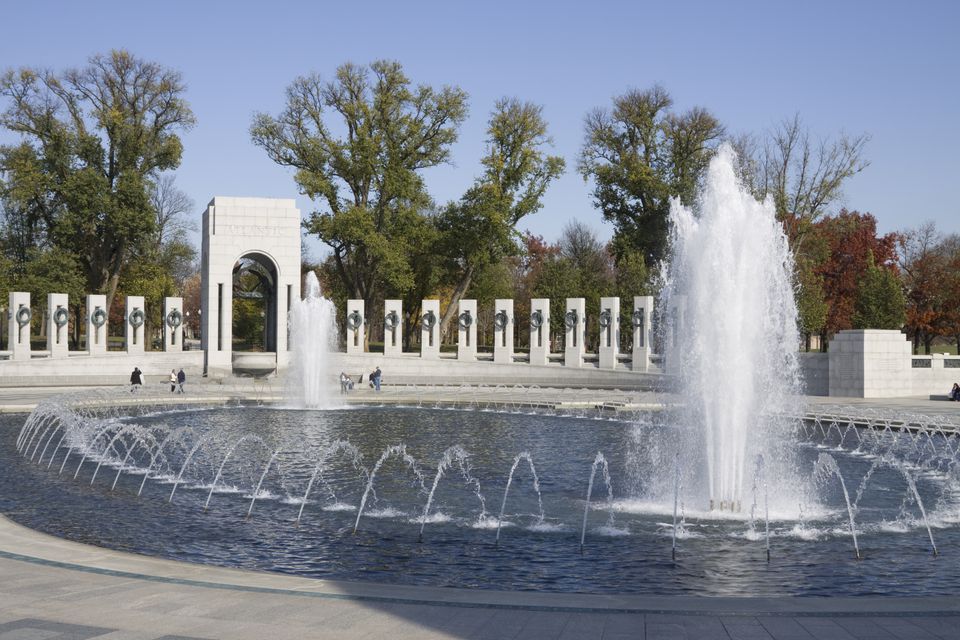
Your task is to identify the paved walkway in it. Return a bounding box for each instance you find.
[1,515,959,639]
[2,384,960,638]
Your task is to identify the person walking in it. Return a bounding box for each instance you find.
[177,368,186,394]
[339,372,350,394]
[372,366,382,392]
[169,369,177,393]
[130,367,143,393]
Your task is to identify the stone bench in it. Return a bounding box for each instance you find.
[929,394,955,401]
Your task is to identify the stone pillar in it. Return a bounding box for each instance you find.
[666,295,686,375]
[383,299,402,356]
[275,276,296,371]
[457,299,478,361]
[86,294,108,355]
[564,298,585,368]
[8,292,31,361]
[598,296,621,370]
[493,299,514,364]
[631,296,654,372]
[828,329,912,398]
[529,298,550,366]
[420,299,440,359]
[163,297,184,352]
[346,300,365,355]
[126,296,146,355]
[47,293,69,359]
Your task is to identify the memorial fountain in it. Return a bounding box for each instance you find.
[4,147,960,596]
[662,144,803,513]
[288,271,338,408]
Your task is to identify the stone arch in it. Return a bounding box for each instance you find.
[200,197,301,377]
[232,251,280,353]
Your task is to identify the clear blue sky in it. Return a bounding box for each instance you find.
[2,0,957,258]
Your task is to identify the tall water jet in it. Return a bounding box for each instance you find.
[288,271,338,408]
[663,144,802,512]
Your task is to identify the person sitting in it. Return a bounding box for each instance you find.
[950,383,960,402]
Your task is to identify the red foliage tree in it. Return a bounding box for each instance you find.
[899,224,950,353]
[943,250,960,353]
[812,210,900,337]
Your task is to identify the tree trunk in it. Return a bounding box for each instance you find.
[403,300,422,351]
[438,265,475,342]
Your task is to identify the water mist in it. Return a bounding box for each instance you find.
[663,144,803,513]
[288,272,339,408]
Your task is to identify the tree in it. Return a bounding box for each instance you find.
[853,251,906,330]
[813,210,899,338]
[738,115,869,252]
[795,261,828,351]
[943,239,960,353]
[556,220,613,346]
[533,254,581,344]
[8,246,85,344]
[510,233,557,349]
[148,174,196,284]
[0,50,196,311]
[898,222,952,353]
[251,61,468,335]
[435,98,564,338]
[578,85,724,266]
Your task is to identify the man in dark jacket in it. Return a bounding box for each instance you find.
[130,367,143,392]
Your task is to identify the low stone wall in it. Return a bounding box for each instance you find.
[324,352,665,390]
[910,353,960,396]
[799,352,829,396]
[0,351,204,387]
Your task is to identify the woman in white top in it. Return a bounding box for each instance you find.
[169,369,177,393]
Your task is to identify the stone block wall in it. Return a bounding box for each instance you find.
[799,352,829,396]
[828,330,912,398]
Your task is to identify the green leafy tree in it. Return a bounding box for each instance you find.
[533,255,581,346]
[614,247,651,346]
[614,248,650,300]
[251,61,468,333]
[0,50,196,310]
[436,98,564,337]
[853,251,906,330]
[578,85,724,266]
[10,246,85,343]
[795,261,828,350]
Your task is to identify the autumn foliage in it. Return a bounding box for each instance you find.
[809,210,900,336]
